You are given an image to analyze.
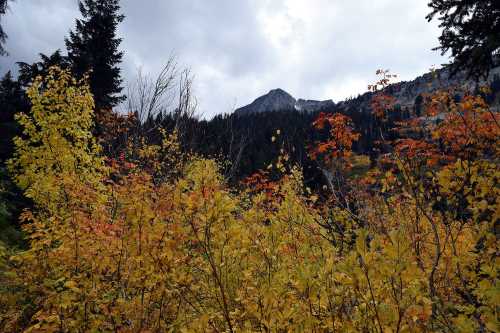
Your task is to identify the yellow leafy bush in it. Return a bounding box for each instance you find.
[0,68,498,332]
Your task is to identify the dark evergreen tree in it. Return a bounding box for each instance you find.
[427,0,500,79]
[0,71,30,250]
[65,0,125,111]
[0,71,25,122]
[0,71,28,161]
[17,50,70,87]
[414,94,423,117]
[0,0,10,56]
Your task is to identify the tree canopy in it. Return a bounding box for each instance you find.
[427,0,500,79]
[0,0,10,56]
[66,0,125,111]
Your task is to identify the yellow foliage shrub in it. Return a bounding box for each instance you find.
[0,68,498,332]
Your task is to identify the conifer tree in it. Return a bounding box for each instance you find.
[65,0,125,111]
[17,50,70,87]
[0,71,27,161]
[427,0,500,79]
[0,0,10,56]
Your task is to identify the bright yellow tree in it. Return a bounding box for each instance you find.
[7,66,105,212]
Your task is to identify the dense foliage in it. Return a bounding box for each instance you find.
[0,67,498,332]
[0,0,499,331]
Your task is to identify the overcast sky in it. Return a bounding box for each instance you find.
[0,0,448,118]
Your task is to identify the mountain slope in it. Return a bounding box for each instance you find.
[235,65,500,116]
[235,89,335,115]
[235,89,296,115]
[337,65,500,113]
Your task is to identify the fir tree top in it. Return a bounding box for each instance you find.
[66,0,125,111]
[427,0,500,80]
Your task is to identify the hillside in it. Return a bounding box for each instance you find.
[234,65,500,116]
[338,65,500,113]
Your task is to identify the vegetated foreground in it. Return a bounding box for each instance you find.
[0,66,498,332]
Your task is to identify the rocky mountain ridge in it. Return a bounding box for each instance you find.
[234,65,500,116]
[337,65,500,113]
[234,88,334,115]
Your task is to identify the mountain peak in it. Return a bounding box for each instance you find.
[235,88,296,115]
[235,89,335,115]
[268,88,290,95]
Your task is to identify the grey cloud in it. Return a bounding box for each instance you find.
[0,0,448,117]
[0,0,77,72]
